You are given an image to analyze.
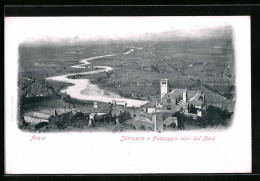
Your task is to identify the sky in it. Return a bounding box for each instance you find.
[4,16,241,44]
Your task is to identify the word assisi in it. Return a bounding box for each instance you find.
[30,135,46,141]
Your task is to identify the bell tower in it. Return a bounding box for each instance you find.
[160,78,169,100]
[182,88,187,103]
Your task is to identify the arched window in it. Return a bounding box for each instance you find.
[167,105,171,110]
[167,99,171,103]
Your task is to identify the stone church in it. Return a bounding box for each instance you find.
[157,78,205,116]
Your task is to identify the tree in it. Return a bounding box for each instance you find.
[150,64,159,72]
[172,112,193,128]
[106,71,113,78]
[139,125,146,130]
[196,105,233,128]
[97,77,103,82]
[196,79,201,89]
[118,111,132,124]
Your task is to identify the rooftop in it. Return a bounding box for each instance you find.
[161,78,169,81]
[169,89,187,96]
[40,108,72,116]
[24,112,52,120]
[187,90,203,100]
[164,117,177,126]
[24,108,72,119]
[163,89,204,104]
[74,107,111,114]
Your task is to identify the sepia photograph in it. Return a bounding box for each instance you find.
[5,16,251,174]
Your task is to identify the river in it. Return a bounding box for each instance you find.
[46,52,149,107]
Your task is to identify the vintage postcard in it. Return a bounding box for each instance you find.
[5,16,251,174]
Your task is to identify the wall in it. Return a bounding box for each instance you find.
[24,116,49,125]
[161,97,177,111]
[155,115,164,133]
[147,108,156,113]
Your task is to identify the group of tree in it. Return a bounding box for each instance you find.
[196,105,233,127]
[67,74,82,79]
[150,64,160,73]
[172,105,233,129]
[117,111,132,124]
[172,112,192,129]
[106,71,113,78]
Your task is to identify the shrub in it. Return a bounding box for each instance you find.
[118,111,132,124]
[147,127,153,131]
[139,125,146,130]
[35,122,48,130]
[196,105,233,128]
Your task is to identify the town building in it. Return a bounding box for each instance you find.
[158,79,205,116]
[73,102,112,126]
[153,114,178,133]
[132,111,178,132]
[24,112,52,125]
[146,107,156,113]
[112,100,127,107]
[145,79,206,117]
[23,108,72,125]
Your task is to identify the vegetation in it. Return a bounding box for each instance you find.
[196,105,233,128]
[150,64,160,73]
[172,105,233,129]
[118,111,132,124]
[172,112,192,129]
[50,112,88,130]
[204,84,235,100]
[67,74,83,79]
[18,29,235,132]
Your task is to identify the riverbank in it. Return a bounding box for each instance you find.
[46,54,149,107]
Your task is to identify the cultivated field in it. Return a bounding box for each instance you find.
[18,27,235,118]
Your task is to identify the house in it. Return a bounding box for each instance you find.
[132,110,178,132]
[112,100,127,107]
[164,117,178,128]
[74,102,112,126]
[23,108,72,125]
[40,108,72,117]
[24,112,52,125]
[146,107,156,113]
[152,114,178,132]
